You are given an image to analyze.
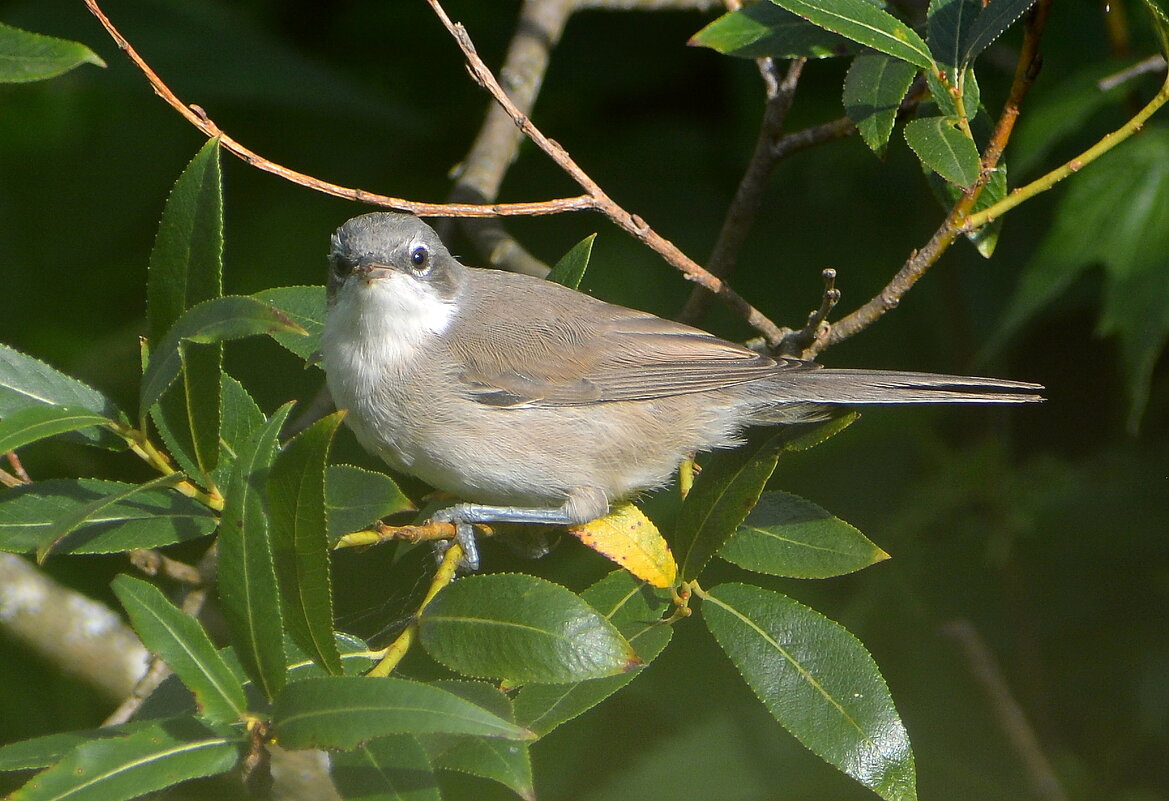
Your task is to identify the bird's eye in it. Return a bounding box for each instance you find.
[410,245,430,273]
[331,253,355,278]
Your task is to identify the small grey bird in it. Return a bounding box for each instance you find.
[321,212,1042,568]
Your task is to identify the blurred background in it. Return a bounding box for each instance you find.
[1,0,1167,798]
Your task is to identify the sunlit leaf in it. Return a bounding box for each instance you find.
[147,140,224,478]
[0,478,217,556]
[6,718,239,801]
[904,115,981,187]
[140,296,306,418]
[271,676,532,749]
[268,412,344,675]
[512,569,673,737]
[0,343,125,450]
[844,51,919,154]
[568,502,677,588]
[720,491,889,577]
[690,2,853,60]
[0,405,113,454]
[419,573,640,684]
[325,464,414,545]
[35,474,189,562]
[547,234,596,290]
[112,575,247,723]
[768,0,934,68]
[219,404,294,701]
[0,22,105,83]
[703,583,916,801]
[252,286,325,362]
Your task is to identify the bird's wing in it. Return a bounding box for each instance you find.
[445,274,789,407]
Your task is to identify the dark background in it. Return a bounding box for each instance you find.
[1,0,1167,798]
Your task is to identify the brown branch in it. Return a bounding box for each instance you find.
[0,554,148,702]
[425,0,786,345]
[82,0,593,218]
[815,0,1050,354]
[678,57,806,325]
[442,0,576,276]
[940,620,1070,801]
[5,450,31,483]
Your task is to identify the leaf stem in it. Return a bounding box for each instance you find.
[116,424,224,511]
[366,543,464,677]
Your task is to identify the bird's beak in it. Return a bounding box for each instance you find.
[358,261,394,282]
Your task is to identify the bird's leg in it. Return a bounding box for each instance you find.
[430,491,608,572]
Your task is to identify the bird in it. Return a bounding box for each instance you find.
[320,212,1042,568]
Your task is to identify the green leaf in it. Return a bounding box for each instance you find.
[285,632,378,680]
[843,51,919,154]
[768,0,934,69]
[219,404,295,702]
[691,2,856,59]
[719,491,889,577]
[702,583,916,801]
[0,405,113,454]
[0,22,105,83]
[992,127,1169,428]
[268,411,344,675]
[148,141,225,478]
[271,676,533,749]
[0,343,125,450]
[674,428,791,581]
[326,464,414,545]
[0,721,164,772]
[6,718,240,801]
[332,735,440,801]
[146,140,224,346]
[418,573,640,684]
[211,373,267,487]
[961,0,1039,65]
[34,474,190,562]
[139,296,306,419]
[546,234,596,290]
[904,115,981,187]
[926,0,980,70]
[421,682,533,800]
[512,569,673,737]
[112,575,247,723]
[0,478,217,556]
[253,286,325,362]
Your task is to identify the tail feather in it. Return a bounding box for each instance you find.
[749,368,1044,423]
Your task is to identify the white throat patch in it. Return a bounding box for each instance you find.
[323,270,456,371]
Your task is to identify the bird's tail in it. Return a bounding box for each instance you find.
[747,368,1044,424]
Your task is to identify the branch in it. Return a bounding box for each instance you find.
[82,0,593,218]
[940,620,1070,801]
[425,0,786,345]
[442,0,577,276]
[0,554,148,701]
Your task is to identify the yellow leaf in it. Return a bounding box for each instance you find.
[569,503,677,588]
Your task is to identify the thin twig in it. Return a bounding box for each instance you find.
[776,268,840,356]
[425,0,786,345]
[940,620,1070,801]
[442,0,576,276]
[5,450,31,483]
[129,549,204,586]
[82,0,593,218]
[678,57,806,325]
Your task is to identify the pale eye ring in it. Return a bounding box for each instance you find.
[410,245,430,273]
